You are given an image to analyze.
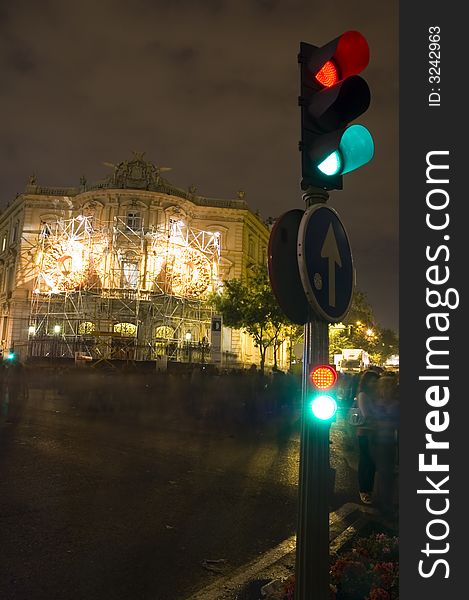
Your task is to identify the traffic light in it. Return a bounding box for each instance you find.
[299,31,374,190]
[308,364,338,421]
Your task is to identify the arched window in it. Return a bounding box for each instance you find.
[81,200,103,221]
[126,211,141,230]
[40,222,52,238]
[11,222,19,243]
[114,322,137,336]
[248,236,255,258]
[78,321,95,335]
[154,325,175,340]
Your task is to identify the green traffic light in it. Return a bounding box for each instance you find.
[310,394,337,420]
[317,124,374,178]
[339,124,374,175]
[318,151,342,176]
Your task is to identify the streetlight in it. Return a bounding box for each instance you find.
[51,324,62,358]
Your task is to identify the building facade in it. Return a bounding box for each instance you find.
[0,154,284,367]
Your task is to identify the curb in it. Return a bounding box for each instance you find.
[185,502,371,600]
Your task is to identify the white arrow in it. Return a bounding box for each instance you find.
[320,223,342,307]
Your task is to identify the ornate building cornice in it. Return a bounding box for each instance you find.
[24,152,251,213]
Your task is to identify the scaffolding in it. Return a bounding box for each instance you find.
[27,215,221,362]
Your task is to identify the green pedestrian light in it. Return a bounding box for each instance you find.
[311,394,337,420]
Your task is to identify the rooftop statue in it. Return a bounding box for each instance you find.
[103,152,172,190]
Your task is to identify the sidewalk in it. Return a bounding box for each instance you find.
[186,502,387,600]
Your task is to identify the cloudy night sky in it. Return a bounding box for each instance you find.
[0,0,398,332]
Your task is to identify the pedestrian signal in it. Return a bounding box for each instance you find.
[308,365,338,421]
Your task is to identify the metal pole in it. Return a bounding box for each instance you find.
[295,187,331,600]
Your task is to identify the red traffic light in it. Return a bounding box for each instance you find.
[313,32,369,89]
[305,31,370,91]
[310,365,337,390]
[315,60,339,87]
[299,31,373,191]
[328,30,369,81]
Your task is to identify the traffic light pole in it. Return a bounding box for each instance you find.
[292,31,372,599]
[295,187,331,600]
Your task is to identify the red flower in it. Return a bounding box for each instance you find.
[328,533,399,599]
[373,561,399,589]
[367,587,391,600]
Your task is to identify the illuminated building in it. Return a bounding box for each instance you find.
[0,154,280,366]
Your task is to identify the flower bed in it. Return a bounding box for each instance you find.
[330,532,399,599]
[266,532,398,600]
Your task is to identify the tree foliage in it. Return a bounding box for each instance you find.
[211,266,398,370]
[210,265,295,372]
[329,290,399,365]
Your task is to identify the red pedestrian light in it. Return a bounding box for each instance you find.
[310,364,337,390]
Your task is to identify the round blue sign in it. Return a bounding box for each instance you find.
[298,204,354,322]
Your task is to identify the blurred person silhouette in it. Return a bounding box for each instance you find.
[355,369,380,505]
[270,366,286,417]
[245,364,261,425]
[0,362,8,423]
[4,359,27,425]
[372,374,399,517]
[272,368,299,445]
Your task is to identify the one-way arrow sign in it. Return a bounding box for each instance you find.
[320,222,342,308]
[298,204,354,323]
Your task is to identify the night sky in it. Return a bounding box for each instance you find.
[0,0,398,332]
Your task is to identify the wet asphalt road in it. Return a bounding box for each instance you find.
[0,368,358,600]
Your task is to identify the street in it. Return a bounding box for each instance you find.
[0,368,359,600]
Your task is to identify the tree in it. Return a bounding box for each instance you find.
[328,290,399,365]
[212,270,398,371]
[272,322,303,370]
[376,328,399,363]
[211,266,281,373]
[343,290,376,327]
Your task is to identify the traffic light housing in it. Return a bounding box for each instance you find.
[308,364,338,422]
[299,31,374,190]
